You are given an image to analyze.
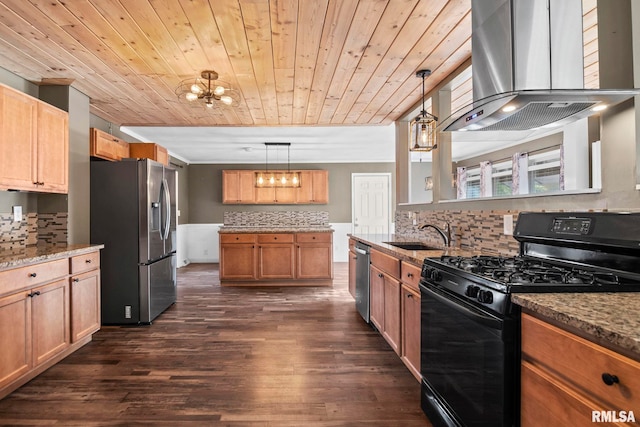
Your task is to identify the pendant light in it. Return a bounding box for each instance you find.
[255,143,301,188]
[410,69,438,152]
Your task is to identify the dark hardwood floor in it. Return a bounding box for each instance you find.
[0,263,430,426]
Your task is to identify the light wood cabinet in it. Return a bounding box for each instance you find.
[219,231,333,283]
[401,284,421,381]
[296,232,333,279]
[0,249,102,399]
[370,250,402,356]
[296,170,329,203]
[129,142,168,165]
[222,170,257,204]
[348,238,356,298]
[90,128,129,161]
[222,169,328,205]
[69,252,101,343]
[521,313,640,426]
[0,85,69,193]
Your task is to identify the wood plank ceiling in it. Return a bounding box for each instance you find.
[0,0,472,127]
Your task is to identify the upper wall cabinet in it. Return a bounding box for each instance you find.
[129,142,168,166]
[0,85,69,194]
[90,128,129,161]
[222,169,329,205]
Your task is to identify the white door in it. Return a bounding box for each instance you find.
[352,173,391,234]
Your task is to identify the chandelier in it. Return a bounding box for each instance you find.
[175,70,238,108]
[255,143,301,188]
[410,69,438,152]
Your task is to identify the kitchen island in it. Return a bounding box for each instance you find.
[218,226,334,285]
[0,244,103,399]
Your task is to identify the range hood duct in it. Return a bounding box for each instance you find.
[439,0,639,132]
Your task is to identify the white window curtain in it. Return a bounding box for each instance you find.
[456,167,467,199]
[512,152,529,195]
[480,161,492,197]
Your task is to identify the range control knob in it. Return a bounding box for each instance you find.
[430,270,443,282]
[421,265,432,279]
[465,285,480,298]
[477,290,494,304]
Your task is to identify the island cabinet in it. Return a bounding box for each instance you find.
[257,233,295,279]
[520,313,640,426]
[219,233,257,280]
[0,85,69,194]
[90,128,130,161]
[0,248,102,399]
[400,261,422,381]
[219,231,333,284]
[222,170,257,204]
[370,249,401,355]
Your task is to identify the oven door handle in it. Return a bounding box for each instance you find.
[421,285,503,330]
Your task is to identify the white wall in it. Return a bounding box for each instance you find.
[177,223,354,266]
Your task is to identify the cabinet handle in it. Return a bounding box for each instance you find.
[407,294,413,299]
[378,273,383,278]
[28,291,41,298]
[73,278,80,282]
[85,259,92,263]
[602,373,619,386]
[29,272,37,278]
[274,237,277,240]
[407,273,413,278]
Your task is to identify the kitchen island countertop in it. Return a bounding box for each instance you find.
[0,244,104,271]
[512,293,640,361]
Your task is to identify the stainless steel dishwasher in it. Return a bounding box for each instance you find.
[354,241,371,323]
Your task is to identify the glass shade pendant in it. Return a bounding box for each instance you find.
[410,69,438,152]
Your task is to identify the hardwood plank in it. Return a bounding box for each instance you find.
[0,263,430,426]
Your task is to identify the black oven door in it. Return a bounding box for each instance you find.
[420,282,518,427]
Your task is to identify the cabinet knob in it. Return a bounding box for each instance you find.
[602,373,619,386]
[407,294,413,299]
[29,272,37,278]
[378,273,383,278]
[407,273,413,278]
[85,259,92,263]
[73,278,80,282]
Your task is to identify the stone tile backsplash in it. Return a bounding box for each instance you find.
[224,211,329,227]
[0,212,67,249]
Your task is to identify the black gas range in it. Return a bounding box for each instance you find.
[419,212,640,427]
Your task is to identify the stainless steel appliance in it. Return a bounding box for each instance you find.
[419,211,640,427]
[354,241,371,322]
[91,158,177,324]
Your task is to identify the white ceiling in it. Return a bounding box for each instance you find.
[121,124,397,164]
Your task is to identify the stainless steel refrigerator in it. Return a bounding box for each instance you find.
[90,158,177,324]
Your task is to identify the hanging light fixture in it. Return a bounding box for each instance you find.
[410,69,438,152]
[175,70,238,109]
[255,143,301,188]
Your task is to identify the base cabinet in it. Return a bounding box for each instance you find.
[220,232,333,283]
[401,284,421,380]
[0,249,102,399]
[521,313,640,426]
[370,249,402,356]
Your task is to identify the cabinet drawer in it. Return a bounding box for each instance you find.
[371,249,400,280]
[296,233,332,243]
[400,261,421,291]
[257,233,294,243]
[0,258,69,296]
[70,251,100,275]
[521,313,640,412]
[220,234,257,244]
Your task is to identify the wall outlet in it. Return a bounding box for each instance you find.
[204,249,209,256]
[503,214,514,236]
[12,205,22,222]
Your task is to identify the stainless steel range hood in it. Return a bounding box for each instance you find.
[439,0,639,132]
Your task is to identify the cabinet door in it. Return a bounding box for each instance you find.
[37,102,68,193]
[219,244,256,280]
[258,244,295,279]
[237,170,257,202]
[70,270,101,342]
[90,128,129,161]
[296,243,333,279]
[401,285,421,380]
[296,170,328,203]
[275,187,296,204]
[369,266,385,331]
[383,275,401,355]
[31,279,69,366]
[223,170,257,203]
[348,249,357,298]
[0,86,37,191]
[0,292,31,389]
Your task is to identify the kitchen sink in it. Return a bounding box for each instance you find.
[384,242,440,251]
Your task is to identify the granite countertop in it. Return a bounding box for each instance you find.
[219,225,334,233]
[348,233,478,266]
[0,244,104,271]
[512,293,640,361]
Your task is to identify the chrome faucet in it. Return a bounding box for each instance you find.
[419,222,451,247]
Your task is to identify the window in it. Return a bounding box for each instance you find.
[528,149,562,194]
[492,160,513,196]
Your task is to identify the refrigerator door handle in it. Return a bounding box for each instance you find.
[161,178,171,241]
